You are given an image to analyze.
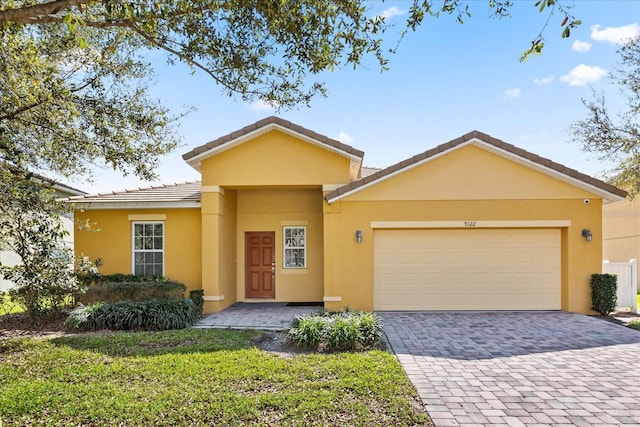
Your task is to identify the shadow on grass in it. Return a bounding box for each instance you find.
[48,328,262,357]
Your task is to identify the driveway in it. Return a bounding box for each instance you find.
[380,312,640,426]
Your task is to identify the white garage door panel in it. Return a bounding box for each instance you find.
[374,229,561,311]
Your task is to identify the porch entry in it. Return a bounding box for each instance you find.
[245,231,276,298]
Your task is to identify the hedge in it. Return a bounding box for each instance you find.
[590,273,617,316]
[76,280,186,305]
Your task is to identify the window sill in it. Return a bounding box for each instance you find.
[280,268,308,275]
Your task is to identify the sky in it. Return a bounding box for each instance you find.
[80,1,640,195]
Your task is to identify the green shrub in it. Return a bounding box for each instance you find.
[77,280,186,304]
[590,273,618,316]
[95,274,166,284]
[288,315,327,348]
[65,299,201,331]
[288,310,382,352]
[189,289,204,316]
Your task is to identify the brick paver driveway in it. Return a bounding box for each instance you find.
[380,312,640,426]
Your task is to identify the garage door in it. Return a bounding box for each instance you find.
[374,229,561,310]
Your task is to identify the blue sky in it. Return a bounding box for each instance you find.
[83,1,640,194]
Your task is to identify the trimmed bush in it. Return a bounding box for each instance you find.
[96,274,165,284]
[590,273,618,316]
[288,310,382,352]
[77,280,186,305]
[65,299,201,331]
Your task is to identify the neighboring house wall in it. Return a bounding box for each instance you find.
[323,144,603,314]
[74,208,202,292]
[603,198,640,290]
[0,250,21,291]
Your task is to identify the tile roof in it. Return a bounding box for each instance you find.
[182,116,365,162]
[361,166,382,177]
[66,181,201,204]
[326,130,627,203]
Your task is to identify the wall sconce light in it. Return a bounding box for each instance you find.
[355,230,363,244]
[581,228,592,242]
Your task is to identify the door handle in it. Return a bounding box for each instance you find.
[272,260,275,278]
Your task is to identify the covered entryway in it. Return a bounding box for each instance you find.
[245,232,275,298]
[374,228,561,310]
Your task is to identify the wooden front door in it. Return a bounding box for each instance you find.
[245,232,275,298]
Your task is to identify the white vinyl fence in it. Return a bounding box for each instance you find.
[603,259,638,313]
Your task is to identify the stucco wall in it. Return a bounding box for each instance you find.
[235,188,324,303]
[75,208,202,292]
[603,198,640,290]
[199,130,352,186]
[323,145,603,314]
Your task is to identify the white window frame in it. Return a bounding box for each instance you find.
[131,221,165,276]
[283,226,306,269]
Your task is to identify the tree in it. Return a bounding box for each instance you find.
[0,167,83,315]
[571,36,640,197]
[1,1,580,112]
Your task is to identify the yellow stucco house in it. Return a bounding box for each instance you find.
[70,117,626,314]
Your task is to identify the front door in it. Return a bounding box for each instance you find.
[245,231,275,298]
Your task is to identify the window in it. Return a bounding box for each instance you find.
[132,222,164,276]
[283,226,306,268]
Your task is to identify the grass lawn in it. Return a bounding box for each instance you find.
[0,329,430,426]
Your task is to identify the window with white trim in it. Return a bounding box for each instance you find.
[283,226,306,268]
[132,222,164,276]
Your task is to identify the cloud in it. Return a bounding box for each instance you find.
[534,75,554,86]
[247,99,277,111]
[379,6,406,20]
[572,40,592,52]
[560,64,607,86]
[334,132,353,144]
[504,88,521,98]
[591,23,640,44]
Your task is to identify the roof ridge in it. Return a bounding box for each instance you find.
[67,180,201,200]
[326,130,627,202]
[181,116,365,164]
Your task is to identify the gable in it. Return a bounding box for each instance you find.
[183,116,363,186]
[200,129,354,186]
[342,144,599,202]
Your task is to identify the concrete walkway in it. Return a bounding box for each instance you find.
[193,302,321,331]
[380,312,640,426]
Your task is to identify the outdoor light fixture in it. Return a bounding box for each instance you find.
[581,228,592,242]
[355,230,363,244]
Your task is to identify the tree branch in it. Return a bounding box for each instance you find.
[0,0,91,24]
[1,12,131,28]
[0,74,100,122]
[130,25,260,98]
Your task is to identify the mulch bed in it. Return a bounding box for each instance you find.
[0,311,69,340]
